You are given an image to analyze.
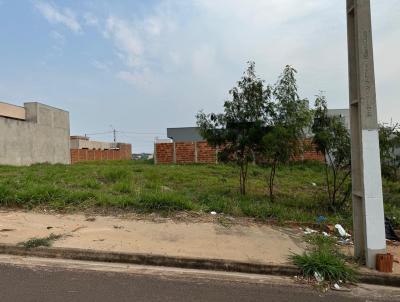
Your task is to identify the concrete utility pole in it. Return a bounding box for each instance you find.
[346,0,386,268]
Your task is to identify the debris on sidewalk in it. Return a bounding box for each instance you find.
[385,217,400,241]
[337,238,353,245]
[335,224,351,238]
[0,229,15,232]
[331,283,351,292]
[210,211,217,215]
[304,228,318,235]
[314,271,324,283]
[71,225,87,233]
[316,216,327,223]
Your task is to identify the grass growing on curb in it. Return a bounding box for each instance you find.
[290,234,357,284]
[18,233,62,249]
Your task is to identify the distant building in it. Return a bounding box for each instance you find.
[0,101,70,166]
[327,109,350,130]
[70,136,132,164]
[167,127,204,142]
[132,153,153,160]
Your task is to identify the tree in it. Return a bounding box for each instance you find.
[261,65,312,201]
[312,93,351,212]
[196,62,269,195]
[379,123,400,181]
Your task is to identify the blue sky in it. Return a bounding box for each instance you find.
[1,0,399,152]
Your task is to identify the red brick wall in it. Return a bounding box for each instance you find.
[175,142,196,164]
[155,143,174,164]
[71,143,132,164]
[292,139,324,162]
[155,141,217,164]
[155,140,323,164]
[197,141,217,163]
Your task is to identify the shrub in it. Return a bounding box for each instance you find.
[291,250,357,283]
[291,234,357,283]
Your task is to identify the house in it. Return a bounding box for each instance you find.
[70,136,132,164]
[0,101,70,166]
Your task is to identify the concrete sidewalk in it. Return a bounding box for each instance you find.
[0,211,305,265]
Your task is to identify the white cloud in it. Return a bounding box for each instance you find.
[35,1,82,33]
[105,16,144,67]
[143,17,163,36]
[99,0,399,124]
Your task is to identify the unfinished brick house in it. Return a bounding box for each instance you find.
[70,136,132,164]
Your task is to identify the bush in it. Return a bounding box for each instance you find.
[291,234,357,283]
[291,250,357,283]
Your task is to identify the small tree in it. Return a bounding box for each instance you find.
[196,62,269,195]
[262,65,312,201]
[379,123,400,181]
[312,94,351,212]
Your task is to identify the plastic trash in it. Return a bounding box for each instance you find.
[314,271,324,283]
[322,232,330,237]
[317,215,327,223]
[311,182,317,186]
[304,227,318,235]
[337,238,353,245]
[333,283,341,290]
[335,224,350,237]
[210,211,217,215]
[385,217,400,241]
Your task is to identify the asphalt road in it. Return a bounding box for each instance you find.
[0,261,395,302]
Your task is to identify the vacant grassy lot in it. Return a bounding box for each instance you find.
[0,160,399,228]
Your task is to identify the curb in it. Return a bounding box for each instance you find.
[0,243,399,287]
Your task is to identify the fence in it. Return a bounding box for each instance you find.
[71,143,132,164]
[154,139,324,164]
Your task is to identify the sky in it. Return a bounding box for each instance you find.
[0,0,399,153]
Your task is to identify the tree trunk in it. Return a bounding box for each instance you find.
[239,162,246,195]
[269,160,277,202]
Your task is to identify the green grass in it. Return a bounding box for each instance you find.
[18,233,63,248]
[290,234,357,284]
[0,160,398,227]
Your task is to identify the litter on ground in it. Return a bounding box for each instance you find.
[335,224,351,237]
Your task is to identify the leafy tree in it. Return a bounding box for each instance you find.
[196,62,269,195]
[379,123,400,181]
[262,65,312,201]
[312,94,351,212]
